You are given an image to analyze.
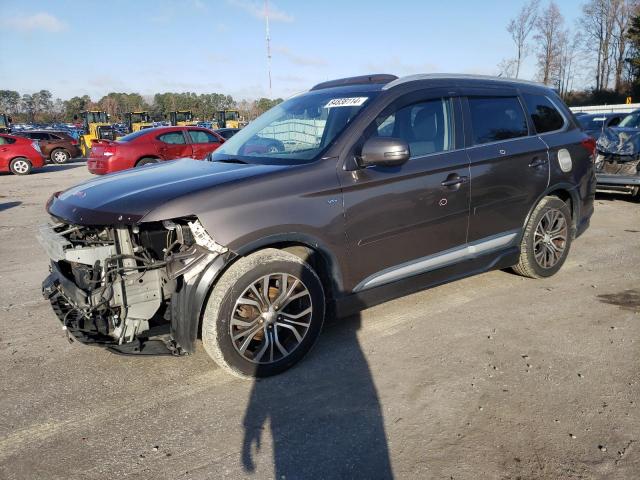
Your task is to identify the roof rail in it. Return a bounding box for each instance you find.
[383,73,546,90]
[310,74,398,91]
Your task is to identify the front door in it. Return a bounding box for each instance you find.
[338,93,470,291]
[463,93,550,242]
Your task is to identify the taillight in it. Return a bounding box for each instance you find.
[103,145,116,157]
[581,136,596,157]
[71,139,78,145]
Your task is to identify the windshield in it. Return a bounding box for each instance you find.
[118,128,152,142]
[213,90,377,163]
[225,111,239,121]
[86,112,108,123]
[618,112,640,128]
[131,113,150,123]
[0,116,6,128]
[176,111,192,122]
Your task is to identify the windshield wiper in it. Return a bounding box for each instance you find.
[213,157,250,164]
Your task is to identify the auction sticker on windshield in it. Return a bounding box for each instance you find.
[324,97,368,108]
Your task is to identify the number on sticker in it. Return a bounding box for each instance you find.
[324,97,369,108]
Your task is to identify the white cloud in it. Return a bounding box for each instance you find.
[4,12,66,33]
[226,0,294,22]
[274,46,326,67]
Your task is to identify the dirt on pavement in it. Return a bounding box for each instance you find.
[0,163,638,479]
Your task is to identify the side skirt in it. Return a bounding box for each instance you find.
[334,246,520,317]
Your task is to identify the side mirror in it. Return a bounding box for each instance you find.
[359,137,410,168]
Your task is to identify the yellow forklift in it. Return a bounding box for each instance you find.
[169,110,198,126]
[78,111,114,157]
[215,109,240,129]
[124,111,153,133]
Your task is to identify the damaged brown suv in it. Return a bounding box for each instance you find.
[39,74,596,377]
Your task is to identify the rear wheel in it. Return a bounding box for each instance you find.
[202,249,325,378]
[513,196,572,278]
[50,148,70,164]
[136,157,159,167]
[9,157,32,175]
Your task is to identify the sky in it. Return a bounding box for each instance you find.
[0,0,587,102]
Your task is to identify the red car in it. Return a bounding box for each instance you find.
[0,134,46,175]
[87,126,225,175]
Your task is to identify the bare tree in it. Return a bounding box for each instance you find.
[612,0,637,91]
[556,30,583,97]
[535,1,564,85]
[507,0,540,78]
[497,57,518,78]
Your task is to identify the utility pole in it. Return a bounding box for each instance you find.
[265,0,272,98]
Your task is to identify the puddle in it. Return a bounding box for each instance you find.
[598,289,640,313]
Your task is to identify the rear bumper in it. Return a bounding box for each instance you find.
[87,158,108,174]
[596,173,640,187]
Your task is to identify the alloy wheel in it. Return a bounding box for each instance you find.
[12,159,30,174]
[53,150,68,163]
[533,208,568,269]
[230,273,312,364]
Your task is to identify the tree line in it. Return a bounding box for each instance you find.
[0,90,283,124]
[500,0,640,104]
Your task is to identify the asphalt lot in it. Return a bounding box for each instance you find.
[0,162,638,479]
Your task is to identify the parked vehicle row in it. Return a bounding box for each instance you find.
[15,130,82,164]
[39,73,596,377]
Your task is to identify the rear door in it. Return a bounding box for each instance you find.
[156,129,193,160]
[186,129,223,159]
[463,91,549,242]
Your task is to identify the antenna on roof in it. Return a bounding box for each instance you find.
[265,0,272,98]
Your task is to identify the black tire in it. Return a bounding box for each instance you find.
[9,157,32,175]
[136,157,159,167]
[50,148,70,164]
[202,249,325,378]
[513,196,573,279]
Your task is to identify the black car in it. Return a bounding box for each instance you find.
[576,112,626,139]
[38,74,595,377]
[594,109,640,198]
[214,127,240,140]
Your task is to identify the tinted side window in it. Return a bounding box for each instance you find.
[370,98,454,158]
[608,116,622,127]
[522,93,565,133]
[158,132,186,144]
[468,96,528,144]
[188,130,219,143]
[29,132,48,140]
[0,136,15,145]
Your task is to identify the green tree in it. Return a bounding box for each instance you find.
[0,90,21,114]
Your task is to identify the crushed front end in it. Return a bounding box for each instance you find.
[38,218,229,355]
[595,129,640,196]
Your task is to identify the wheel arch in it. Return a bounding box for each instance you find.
[522,183,580,239]
[172,233,343,354]
[135,155,161,166]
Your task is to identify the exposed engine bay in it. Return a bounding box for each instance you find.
[38,218,227,354]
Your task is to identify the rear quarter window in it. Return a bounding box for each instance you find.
[468,96,528,145]
[522,93,565,133]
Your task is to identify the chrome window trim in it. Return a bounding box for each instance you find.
[353,230,519,292]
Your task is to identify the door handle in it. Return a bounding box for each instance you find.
[441,175,469,187]
[528,157,548,168]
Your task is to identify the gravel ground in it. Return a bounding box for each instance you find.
[0,162,638,479]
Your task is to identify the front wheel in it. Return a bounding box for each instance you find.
[202,249,325,378]
[513,196,572,278]
[9,157,32,175]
